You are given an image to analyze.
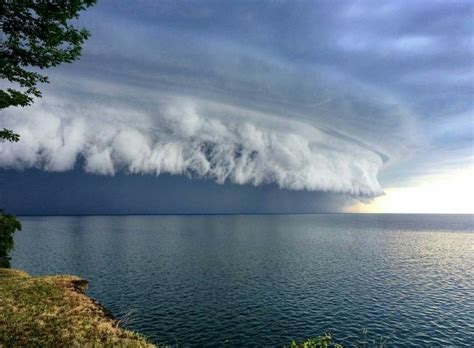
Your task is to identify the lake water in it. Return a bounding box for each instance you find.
[11,214,474,346]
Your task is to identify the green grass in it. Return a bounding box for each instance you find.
[0,268,154,347]
[288,330,389,348]
[287,335,343,348]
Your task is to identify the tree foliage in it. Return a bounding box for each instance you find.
[0,128,19,142]
[0,210,22,268]
[0,0,97,141]
[0,1,96,267]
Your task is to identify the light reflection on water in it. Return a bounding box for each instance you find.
[12,214,474,346]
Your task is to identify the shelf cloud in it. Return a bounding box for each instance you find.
[1,0,472,204]
[1,92,386,197]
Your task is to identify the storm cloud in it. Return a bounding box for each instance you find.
[1,0,472,203]
[0,90,388,196]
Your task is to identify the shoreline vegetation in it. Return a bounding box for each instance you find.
[0,269,153,347]
[0,268,343,347]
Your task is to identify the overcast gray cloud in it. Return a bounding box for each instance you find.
[1,0,472,203]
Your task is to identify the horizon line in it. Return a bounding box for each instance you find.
[15,212,474,217]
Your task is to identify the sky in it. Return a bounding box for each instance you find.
[1,0,473,214]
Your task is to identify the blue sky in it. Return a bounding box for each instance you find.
[1,0,473,213]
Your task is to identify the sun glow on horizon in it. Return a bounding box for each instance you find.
[347,167,474,214]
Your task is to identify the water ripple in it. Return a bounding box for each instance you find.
[12,214,474,346]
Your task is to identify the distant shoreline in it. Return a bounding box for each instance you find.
[14,212,474,217]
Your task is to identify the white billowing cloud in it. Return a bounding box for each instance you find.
[0,94,385,197]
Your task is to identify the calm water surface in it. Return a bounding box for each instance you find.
[12,214,474,346]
